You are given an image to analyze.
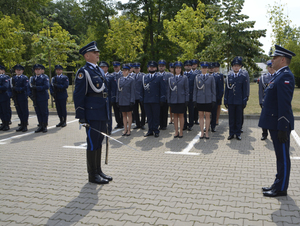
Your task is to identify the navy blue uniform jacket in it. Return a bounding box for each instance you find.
[140,73,166,104]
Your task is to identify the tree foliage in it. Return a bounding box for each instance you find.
[0,15,26,69]
[163,2,207,61]
[105,16,145,63]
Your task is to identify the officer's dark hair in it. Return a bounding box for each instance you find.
[173,66,183,76]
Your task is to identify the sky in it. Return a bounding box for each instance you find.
[242,0,300,54]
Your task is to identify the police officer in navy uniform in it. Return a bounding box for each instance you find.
[29,64,50,133]
[259,60,275,140]
[224,58,247,140]
[0,65,11,131]
[99,61,113,134]
[183,60,196,131]
[132,62,146,130]
[50,65,69,127]
[191,59,201,75]
[111,61,123,129]
[140,61,166,137]
[158,59,172,130]
[74,41,112,184]
[259,45,295,197]
[210,62,224,132]
[12,64,29,132]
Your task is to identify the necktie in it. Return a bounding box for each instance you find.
[176,76,178,81]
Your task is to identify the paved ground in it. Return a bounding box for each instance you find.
[0,114,300,226]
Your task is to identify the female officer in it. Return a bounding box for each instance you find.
[116,64,135,136]
[167,61,189,138]
[193,62,216,139]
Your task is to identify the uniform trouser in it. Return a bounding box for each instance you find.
[34,100,49,125]
[159,101,168,128]
[184,101,194,128]
[194,106,198,123]
[269,129,291,191]
[211,103,218,129]
[55,98,67,119]
[107,103,112,133]
[133,100,145,127]
[262,128,268,137]
[15,97,29,123]
[8,100,12,121]
[144,103,160,134]
[112,102,123,126]
[228,104,243,136]
[86,120,106,151]
[0,99,11,122]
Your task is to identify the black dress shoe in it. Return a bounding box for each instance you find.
[183,127,187,131]
[227,135,234,140]
[236,136,242,140]
[174,134,179,138]
[205,137,209,139]
[154,133,159,137]
[89,174,109,184]
[200,136,204,139]
[144,132,153,137]
[133,126,140,129]
[261,136,267,140]
[211,128,216,132]
[99,172,113,181]
[178,135,183,138]
[141,126,145,130]
[195,122,199,125]
[263,189,287,197]
[262,185,274,192]
[187,127,192,131]
[240,128,243,133]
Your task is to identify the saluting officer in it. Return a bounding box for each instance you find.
[259,45,295,197]
[116,64,135,136]
[259,60,275,140]
[12,64,29,132]
[213,62,224,125]
[74,41,112,184]
[99,61,113,134]
[29,64,50,133]
[224,58,247,140]
[111,61,123,129]
[132,62,146,130]
[183,60,196,131]
[140,61,166,137]
[193,62,216,139]
[0,65,10,131]
[210,62,224,132]
[167,61,189,138]
[50,65,69,127]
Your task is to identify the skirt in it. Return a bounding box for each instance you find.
[120,105,133,112]
[197,103,213,112]
[170,103,186,114]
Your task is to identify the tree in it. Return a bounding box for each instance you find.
[201,0,266,72]
[104,16,145,62]
[0,15,26,70]
[163,1,207,61]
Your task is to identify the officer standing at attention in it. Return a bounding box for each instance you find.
[74,41,112,184]
[259,60,275,140]
[12,64,29,132]
[213,62,224,125]
[168,63,175,125]
[183,60,196,131]
[191,59,201,75]
[99,61,113,134]
[29,64,50,133]
[116,64,135,136]
[224,58,247,140]
[167,61,189,138]
[0,65,10,131]
[140,61,166,137]
[111,61,123,129]
[259,45,295,197]
[132,62,146,130]
[210,62,224,132]
[158,59,171,130]
[50,65,69,128]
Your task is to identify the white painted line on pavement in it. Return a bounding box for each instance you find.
[0,119,78,144]
[291,157,300,160]
[221,108,228,112]
[291,130,300,147]
[165,132,201,155]
[63,128,123,149]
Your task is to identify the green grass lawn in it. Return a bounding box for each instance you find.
[23,82,300,116]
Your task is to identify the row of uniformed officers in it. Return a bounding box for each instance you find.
[97,58,249,140]
[0,64,69,133]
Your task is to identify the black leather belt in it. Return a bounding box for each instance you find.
[86,92,108,98]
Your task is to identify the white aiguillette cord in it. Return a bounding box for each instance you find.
[79,123,140,152]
